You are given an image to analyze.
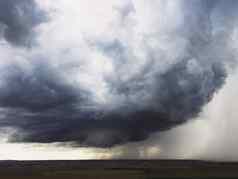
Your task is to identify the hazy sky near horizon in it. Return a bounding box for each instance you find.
[0,0,238,160]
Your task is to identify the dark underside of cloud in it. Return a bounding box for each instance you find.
[0,0,236,147]
[1,60,226,147]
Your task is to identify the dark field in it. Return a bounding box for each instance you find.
[1,160,238,178]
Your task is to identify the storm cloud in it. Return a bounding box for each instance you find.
[0,0,46,46]
[0,0,237,147]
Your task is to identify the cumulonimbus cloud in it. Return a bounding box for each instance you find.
[0,0,237,147]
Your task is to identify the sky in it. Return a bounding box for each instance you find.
[0,0,238,160]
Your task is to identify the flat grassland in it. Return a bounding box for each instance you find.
[0,160,238,178]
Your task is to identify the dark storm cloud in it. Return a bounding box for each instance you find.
[0,0,236,147]
[1,60,226,147]
[0,60,91,112]
[0,0,46,46]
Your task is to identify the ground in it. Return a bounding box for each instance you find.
[0,160,238,178]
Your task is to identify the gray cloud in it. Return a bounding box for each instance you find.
[0,0,46,46]
[0,0,236,148]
